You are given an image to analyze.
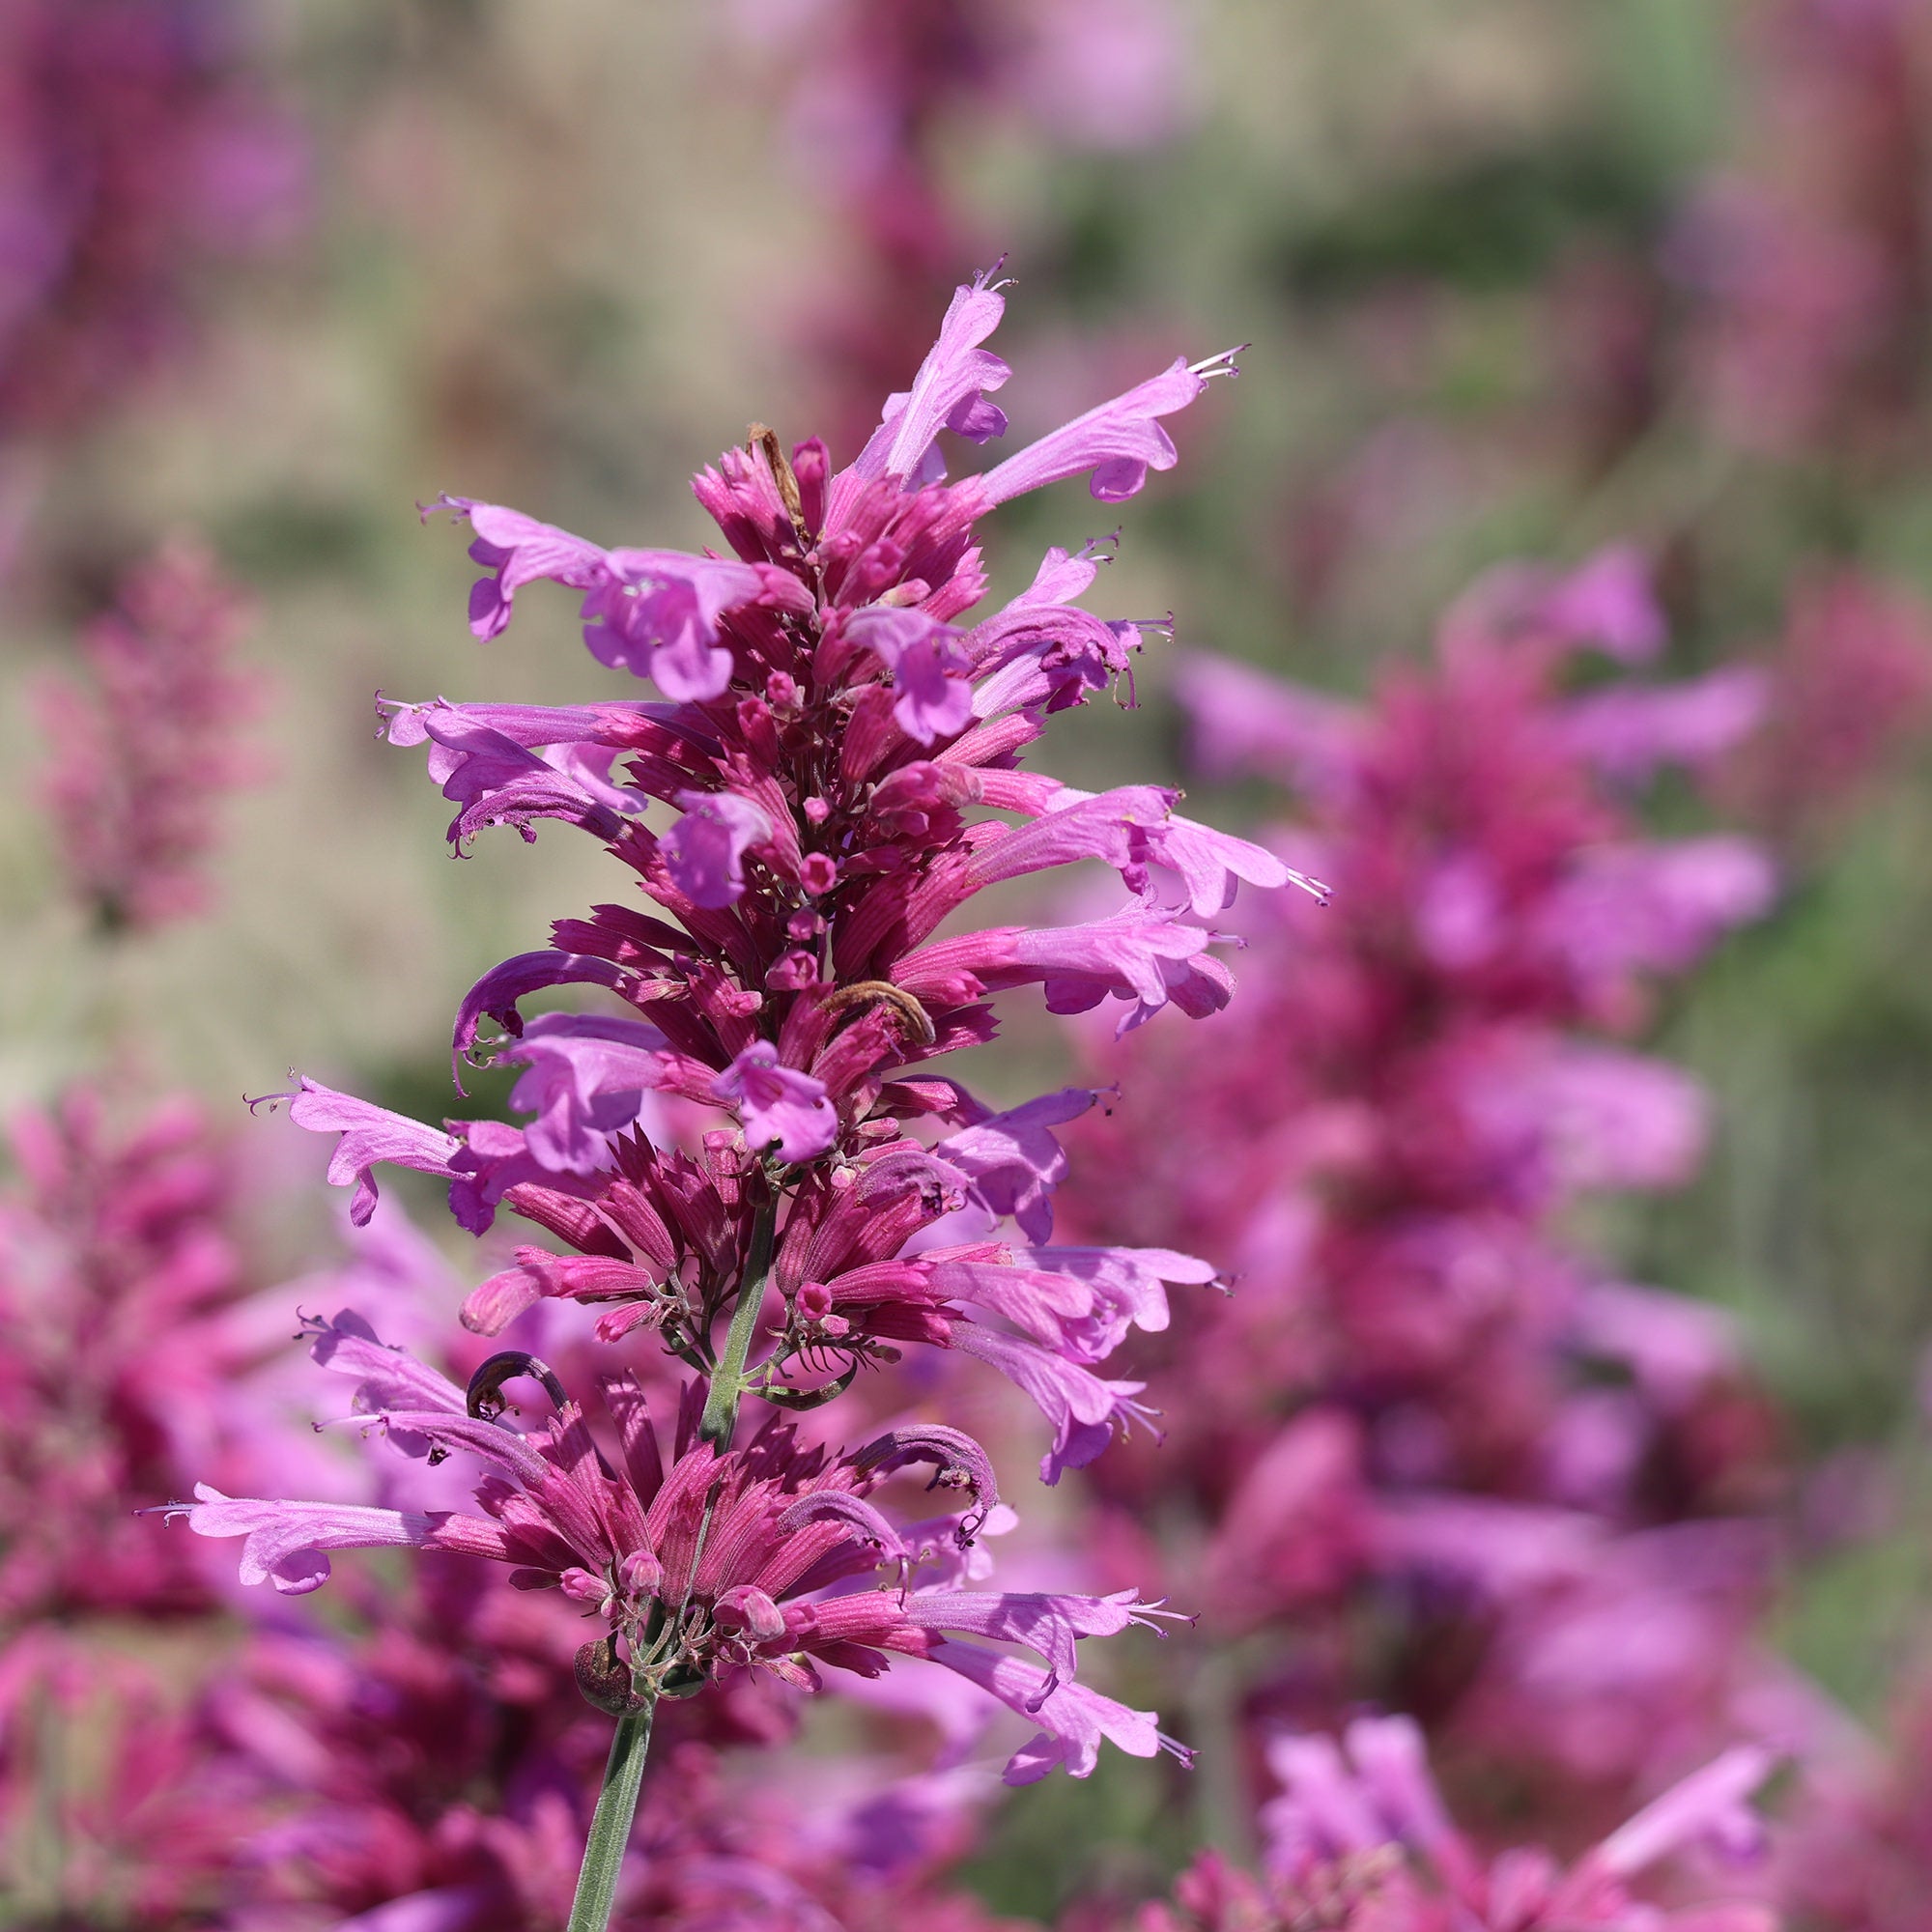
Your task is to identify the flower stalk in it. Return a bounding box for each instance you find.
[566,1701,656,1932]
[696,1190,778,1448]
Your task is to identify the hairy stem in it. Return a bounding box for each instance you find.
[697,1191,779,1448]
[567,1702,657,1932]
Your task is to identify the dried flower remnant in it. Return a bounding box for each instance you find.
[35,540,259,931]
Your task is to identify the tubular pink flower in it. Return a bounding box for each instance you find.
[844,605,976,744]
[976,348,1241,505]
[584,550,798,698]
[660,790,774,908]
[714,1043,837,1164]
[285,1079,463,1228]
[952,1324,1155,1484]
[851,267,1012,486]
[930,1087,1098,1240]
[161,1485,448,1595]
[489,1013,678,1173]
[428,497,610,640]
[413,708,644,848]
[921,1637,1193,1784]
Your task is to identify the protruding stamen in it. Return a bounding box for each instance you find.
[973,253,1014,295]
[1189,345,1246,381]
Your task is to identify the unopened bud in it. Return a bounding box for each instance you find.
[618,1548,663,1597]
[560,1567,612,1611]
[714,1583,785,1642]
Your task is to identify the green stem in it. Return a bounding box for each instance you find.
[567,1702,657,1932]
[697,1192,779,1448]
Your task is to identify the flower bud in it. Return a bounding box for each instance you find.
[619,1548,663,1597]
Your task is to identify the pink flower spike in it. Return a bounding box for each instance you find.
[714,1042,837,1164]
[977,346,1242,506]
[852,267,1013,486]
[661,791,773,908]
[34,541,258,932]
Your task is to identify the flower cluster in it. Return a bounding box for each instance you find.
[0,0,304,441]
[173,270,1270,1789]
[1099,1719,1774,1932]
[0,1086,258,1627]
[1058,550,1798,1817]
[35,539,259,931]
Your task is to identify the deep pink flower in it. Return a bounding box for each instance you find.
[661,790,775,908]
[0,1089,261,1623]
[1054,550,1793,1833]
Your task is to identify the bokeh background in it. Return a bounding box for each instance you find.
[8,1,1932,1924]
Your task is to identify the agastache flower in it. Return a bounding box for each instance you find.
[1256,1716,1774,1932]
[281,272,1265,1480]
[0,1088,258,1625]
